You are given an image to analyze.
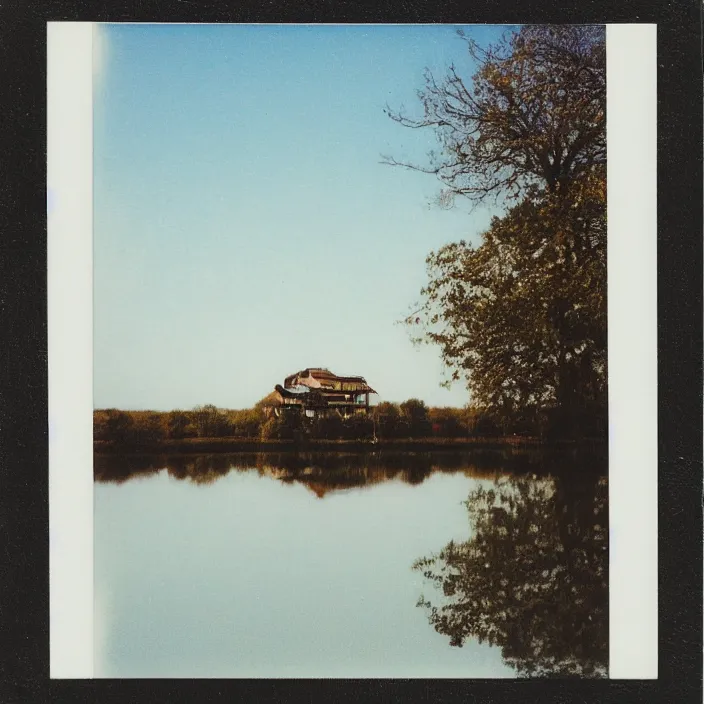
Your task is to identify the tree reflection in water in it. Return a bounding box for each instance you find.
[93,449,512,494]
[413,472,608,678]
[94,451,608,677]
[95,449,607,675]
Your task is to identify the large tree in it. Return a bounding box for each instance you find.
[385,25,606,436]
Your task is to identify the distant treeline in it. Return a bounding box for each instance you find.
[94,399,538,447]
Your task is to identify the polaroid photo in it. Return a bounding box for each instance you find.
[48,22,657,679]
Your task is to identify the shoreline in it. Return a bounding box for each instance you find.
[94,436,606,455]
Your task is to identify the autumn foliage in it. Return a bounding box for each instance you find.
[93,400,516,446]
[386,25,607,439]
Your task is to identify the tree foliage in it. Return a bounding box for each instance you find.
[399,398,432,437]
[386,25,607,438]
[94,409,168,445]
[412,173,606,434]
[94,401,530,446]
[260,411,306,441]
[413,472,608,677]
[383,25,605,206]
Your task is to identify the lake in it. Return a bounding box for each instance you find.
[94,449,608,678]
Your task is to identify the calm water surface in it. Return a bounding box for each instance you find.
[94,450,607,678]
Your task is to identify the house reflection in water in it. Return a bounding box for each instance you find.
[262,367,377,419]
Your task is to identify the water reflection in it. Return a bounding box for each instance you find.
[94,449,607,677]
[94,448,591,495]
[94,449,514,495]
[413,471,608,678]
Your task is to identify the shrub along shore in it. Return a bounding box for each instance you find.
[94,400,605,454]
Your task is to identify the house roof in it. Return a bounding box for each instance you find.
[284,367,377,394]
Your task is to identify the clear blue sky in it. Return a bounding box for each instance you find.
[93,23,508,411]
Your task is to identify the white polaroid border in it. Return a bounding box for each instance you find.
[47,22,658,679]
[606,23,658,679]
[47,22,94,678]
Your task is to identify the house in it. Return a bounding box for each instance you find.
[262,367,377,418]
